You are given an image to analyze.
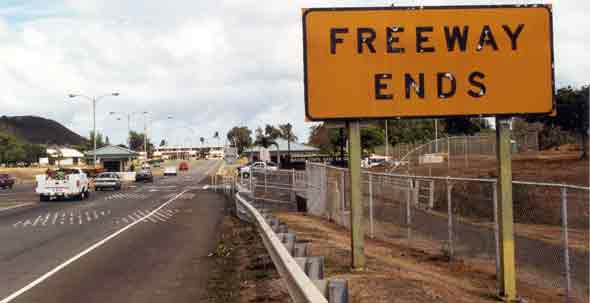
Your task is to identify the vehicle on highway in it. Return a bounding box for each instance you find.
[94,172,122,191]
[178,162,189,171]
[238,161,278,178]
[164,166,178,176]
[135,169,154,182]
[0,173,15,189]
[36,168,90,201]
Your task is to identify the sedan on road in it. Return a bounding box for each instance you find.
[94,172,122,191]
[0,173,15,189]
[135,169,154,182]
[164,166,178,176]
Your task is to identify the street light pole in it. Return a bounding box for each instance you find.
[69,92,119,168]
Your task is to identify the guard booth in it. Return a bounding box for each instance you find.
[85,145,139,172]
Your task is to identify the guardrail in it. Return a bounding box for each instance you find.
[232,183,348,303]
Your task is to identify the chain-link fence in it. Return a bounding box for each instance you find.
[246,163,588,302]
[388,133,539,175]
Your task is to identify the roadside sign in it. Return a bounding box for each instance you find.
[302,5,554,121]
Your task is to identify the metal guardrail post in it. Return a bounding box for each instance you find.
[560,186,571,303]
[446,178,454,259]
[368,173,374,239]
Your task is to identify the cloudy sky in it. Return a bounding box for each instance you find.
[0,0,587,146]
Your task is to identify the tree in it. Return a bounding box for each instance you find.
[128,131,151,152]
[105,136,110,146]
[361,126,384,154]
[24,144,46,163]
[85,131,106,150]
[264,124,282,140]
[278,123,298,161]
[160,139,166,147]
[255,127,276,148]
[443,117,483,136]
[527,85,589,159]
[0,132,21,164]
[308,124,336,154]
[200,137,205,145]
[227,126,252,154]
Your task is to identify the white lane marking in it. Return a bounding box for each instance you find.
[93,211,99,220]
[121,217,129,224]
[0,203,35,212]
[41,213,51,226]
[13,221,22,228]
[51,213,58,225]
[32,215,42,227]
[23,219,32,227]
[152,212,169,221]
[127,215,136,222]
[0,189,188,303]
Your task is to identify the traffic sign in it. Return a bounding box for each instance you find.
[302,5,555,121]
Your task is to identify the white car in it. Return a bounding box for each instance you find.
[164,166,178,176]
[238,161,278,178]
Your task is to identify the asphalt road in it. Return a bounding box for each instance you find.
[0,160,224,303]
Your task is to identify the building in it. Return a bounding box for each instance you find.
[40,147,85,166]
[85,145,139,172]
[243,138,319,163]
[153,144,225,160]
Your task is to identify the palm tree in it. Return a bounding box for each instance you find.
[279,123,297,163]
[255,127,280,165]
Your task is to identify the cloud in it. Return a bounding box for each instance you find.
[0,0,587,147]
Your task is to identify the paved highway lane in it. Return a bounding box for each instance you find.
[0,160,223,303]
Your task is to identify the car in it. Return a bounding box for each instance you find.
[94,172,122,191]
[178,162,189,171]
[238,161,278,178]
[0,173,15,189]
[164,166,178,176]
[135,169,154,182]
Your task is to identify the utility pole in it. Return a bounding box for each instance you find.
[69,92,119,168]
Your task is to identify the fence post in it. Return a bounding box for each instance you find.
[406,178,412,239]
[465,135,469,168]
[447,137,451,171]
[249,171,253,192]
[493,182,501,292]
[369,173,374,239]
[429,180,434,209]
[446,178,454,259]
[561,186,571,302]
[414,179,421,205]
[264,169,267,193]
[340,171,346,227]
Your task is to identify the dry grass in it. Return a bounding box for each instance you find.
[0,167,47,182]
[276,212,582,303]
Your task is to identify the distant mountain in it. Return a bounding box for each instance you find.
[0,115,87,146]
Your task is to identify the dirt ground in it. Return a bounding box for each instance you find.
[383,149,589,187]
[207,212,289,303]
[276,212,583,303]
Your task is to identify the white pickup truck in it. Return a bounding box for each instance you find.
[35,168,90,201]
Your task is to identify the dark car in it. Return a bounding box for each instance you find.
[94,172,122,191]
[0,174,15,189]
[135,169,154,182]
